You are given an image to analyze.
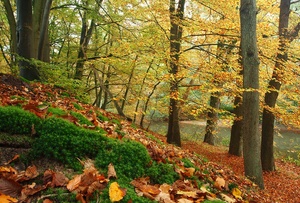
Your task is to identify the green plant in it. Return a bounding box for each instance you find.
[146,161,179,185]
[97,112,110,122]
[70,111,93,126]
[99,178,155,203]
[203,200,226,203]
[30,117,108,170]
[47,107,67,116]
[0,106,41,134]
[95,139,151,179]
[39,188,77,203]
[181,158,196,168]
[72,102,83,110]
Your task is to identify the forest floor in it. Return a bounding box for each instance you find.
[0,73,300,203]
[152,132,300,203]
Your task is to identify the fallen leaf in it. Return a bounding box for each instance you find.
[0,176,22,198]
[220,193,236,203]
[67,174,82,191]
[232,187,242,199]
[109,182,126,202]
[214,177,226,190]
[4,155,20,165]
[0,192,18,203]
[107,163,117,179]
[177,198,193,203]
[43,199,53,203]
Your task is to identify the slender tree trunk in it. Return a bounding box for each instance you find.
[16,0,40,81]
[240,0,264,189]
[261,0,290,171]
[229,95,243,156]
[37,0,52,62]
[204,93,220,145]
[167,0,185,147]
[3,0,17,71]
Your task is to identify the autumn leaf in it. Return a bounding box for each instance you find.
[0,176,22,198]
[67,174,82,192]
[232,187,242,199]
[107,163,117,179]
[0,192,18,203]
[109,182,126,202]
[214,177,226,190]
[43,169,68,187]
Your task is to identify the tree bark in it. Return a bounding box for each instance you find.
[229,95,243,156]
[261,0,290,171]
[240,0,264,189]
[17,0,40,81]
[74,3,96,80]
[204,93,220,145]
[3,0,17,71]
[167,0,185,147]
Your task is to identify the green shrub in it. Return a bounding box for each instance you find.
[95,139,151,179]
[146,161,179,185]
[0,106,41,134]
[30,117,108,170]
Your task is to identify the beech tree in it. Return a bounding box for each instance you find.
[16,0,40,81]
[261,0,300,171]
[240,0,264,188]
[167,0,185,147]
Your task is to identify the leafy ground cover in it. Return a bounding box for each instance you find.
[0,73,299,203]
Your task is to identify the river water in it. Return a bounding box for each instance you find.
[148,120,300,160]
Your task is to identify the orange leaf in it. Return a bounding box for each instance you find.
[0,192,18,203]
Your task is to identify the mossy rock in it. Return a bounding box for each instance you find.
[30,117,108,170]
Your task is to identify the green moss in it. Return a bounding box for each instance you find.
[99,178,156,203]
[97,112,110,122]
[30,117,108,170]
[72,102,83,110]
[146,161,179,185]
[0,106,41,134]
[39,188,77,203]
[95,139,151,179]
[47,107,67,116]
[70,111,93,126]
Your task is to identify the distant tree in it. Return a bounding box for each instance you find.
[167,0,185,147]
[240,0,264,189]
[261,0,300,171]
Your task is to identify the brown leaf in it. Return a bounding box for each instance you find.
[43,199,54,203]
[43,169,68,187]
[107,163,117,179]
[67,174,82,192]
[0,176,22,198]
[214,177,226,190]
[4,155,20,165]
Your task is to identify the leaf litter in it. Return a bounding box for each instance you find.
[0,73,299,202]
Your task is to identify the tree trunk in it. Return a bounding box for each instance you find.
[166,0,185,147]
[261,0,290,171]
[37,0,52,62]
[240,0,264,189]
[3,0,17,71]
[16,0,40,81]
[229,95,243,156]
[74,9,96,80]
[204,93,220,145]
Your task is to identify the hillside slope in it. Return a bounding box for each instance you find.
[0,73,299,203]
